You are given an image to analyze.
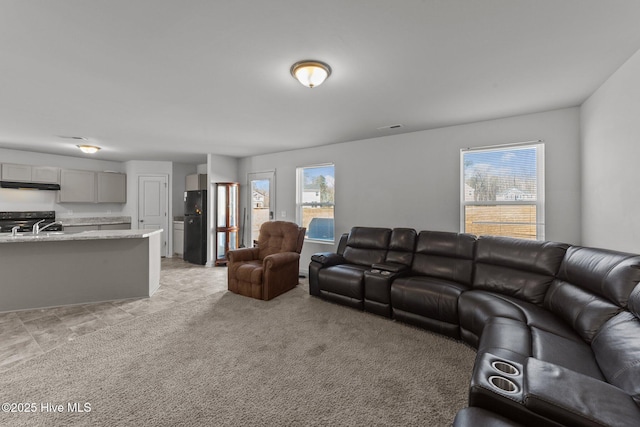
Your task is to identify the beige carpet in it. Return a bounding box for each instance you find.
[0,286,475,426]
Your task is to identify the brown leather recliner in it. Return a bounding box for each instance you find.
[227,221,305,300]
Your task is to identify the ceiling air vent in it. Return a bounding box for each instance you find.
[377,124,404,131]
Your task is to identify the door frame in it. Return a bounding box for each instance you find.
[137,174,170,257]
[247,170,276,247]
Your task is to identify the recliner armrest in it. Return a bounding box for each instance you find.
[227,247,260,263]
[310,252,345,267]
[264,252,300,269]
[524,357,640,427]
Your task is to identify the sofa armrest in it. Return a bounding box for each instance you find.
[371,262,409,274]
[524,357,640,427]
[310,252,345,267]
[227,247,259,263]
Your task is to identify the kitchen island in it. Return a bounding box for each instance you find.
[0,229,161,312]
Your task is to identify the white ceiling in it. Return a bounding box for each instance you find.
[2,1,640,164]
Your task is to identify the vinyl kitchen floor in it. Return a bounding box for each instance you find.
[0,258,229,372]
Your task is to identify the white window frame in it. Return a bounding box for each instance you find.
[460,142,545,240]
[296,163,335,244]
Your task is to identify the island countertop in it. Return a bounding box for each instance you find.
[0,229,162,312]
[0,229,162,243]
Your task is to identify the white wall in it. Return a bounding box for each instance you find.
[239,107,582,272]
[0,148,126,215]
[580,48,640,253]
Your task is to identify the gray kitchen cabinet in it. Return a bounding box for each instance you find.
[100,223,131,230]
[186,174,207,191]
[63,223,130,232]
[97,172,126,203]
[2,164,31,181]
[31,166,60,183]
[1,164,59,183]
[173,220,184,256]
[59,169,126,203]
[64,225,99,232]
[59,169,96,202]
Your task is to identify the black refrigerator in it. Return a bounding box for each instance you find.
[184,190,207,265]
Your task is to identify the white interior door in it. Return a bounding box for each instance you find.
[138,175,169,257]
[247,171,275,247]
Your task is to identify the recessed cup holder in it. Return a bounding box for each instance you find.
[491,360,520,376]
[488,375,519,394]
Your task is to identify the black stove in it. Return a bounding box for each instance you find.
[0,211,62,233]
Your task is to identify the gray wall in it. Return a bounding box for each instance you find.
[206,154,240,266]
[238,107,581,272]
[581,47,640,253]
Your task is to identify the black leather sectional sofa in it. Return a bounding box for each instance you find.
[308,227,640,426]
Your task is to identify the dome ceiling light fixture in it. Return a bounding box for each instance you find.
[77,144,101,154]
[58,135,101,154]
[290,60,332,88]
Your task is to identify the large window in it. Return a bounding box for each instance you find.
[297,164,335,242]
[461,143,544,240]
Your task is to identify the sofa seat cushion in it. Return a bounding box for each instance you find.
[318,264,369,306]
[531,327,604,380]
[231,260,264,299]
[392,276,468,325]
[459,290,578,347]
[477,316,604,380]
[591,310,640,403]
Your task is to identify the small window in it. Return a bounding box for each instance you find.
[461,143,544,240]
[297,164,335,242]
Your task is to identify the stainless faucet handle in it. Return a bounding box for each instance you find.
[11,226,20,236]
[33,219,46,234]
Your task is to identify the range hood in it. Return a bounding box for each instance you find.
[0,181,61,191]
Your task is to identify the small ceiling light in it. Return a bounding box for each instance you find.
[77,144,101,154]
[290,60,331,88]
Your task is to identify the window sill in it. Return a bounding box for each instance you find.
[304,238,335,245]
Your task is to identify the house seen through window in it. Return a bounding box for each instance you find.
[297,164,335,242]
[461,143,544,240]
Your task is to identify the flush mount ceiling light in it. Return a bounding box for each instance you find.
[77,144,101,154]
[290,60,331,88]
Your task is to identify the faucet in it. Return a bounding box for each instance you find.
[36,221,63,234]
[32,219,46,234]
[11,226,20,237]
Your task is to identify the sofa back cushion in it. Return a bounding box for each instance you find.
[591,285,640,404]
[411,231,476,285]
[473,236,568,304]
[342,227,391,266]
[384,228,417,267]
[544,246,640,342]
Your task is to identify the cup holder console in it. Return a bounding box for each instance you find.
[491,360,520,376]
[470,353,525,409]
[488,375,519,394]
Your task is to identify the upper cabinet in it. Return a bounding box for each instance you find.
[59,170,126,203]
[97,172,126,203]
[59,169,96,202]
[186,174,207,191]
[2,162,126,204]
[1,163,59,183]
